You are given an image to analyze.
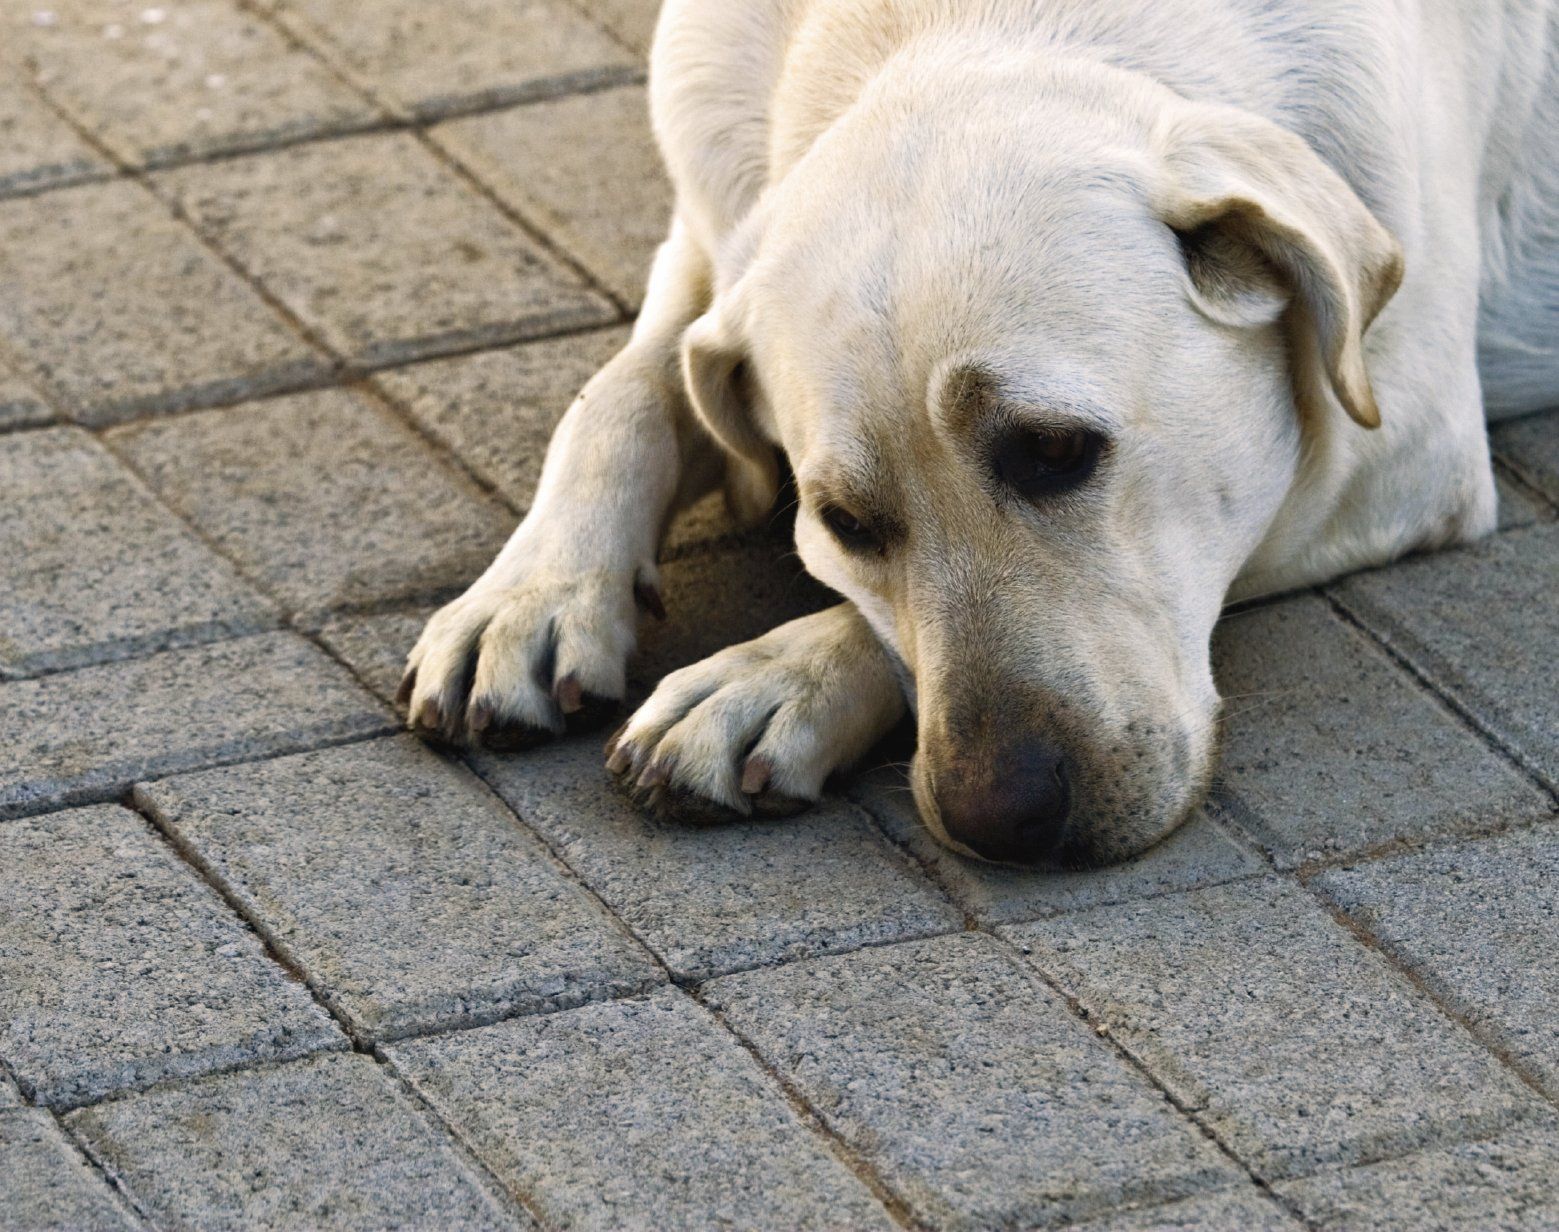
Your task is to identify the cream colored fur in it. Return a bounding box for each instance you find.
[404,0,1558,862]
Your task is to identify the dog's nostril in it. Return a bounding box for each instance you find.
[933,740,1072,866]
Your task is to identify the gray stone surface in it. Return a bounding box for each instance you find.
[439,85,671,307]
[1058,1189,1303,1232]
[0,631,391,820]
[1495,468,1550,530]
[1493,410,1559,504]
[1312,826,1559,1097]
[0,427,274,678]
[0,359,54,430]
[705,933,1240,1230]
[70,1052,525,1231]
[580,0,662,54]
[849,762,1266,924]
[0,1074,18,1108]
[264,0,634,118]
[138,737,663,1042]
[474,738,960,980]
[15,0,377,165]
[1330,524,1559,790]
[161,132,612,368]
[109,388,514,619]
[1006,878,1542,1181]
[0,1110,137,1231]
[1276,1121,1559,1231]
[0,179,328,425]
[0,805,344,1110]
[388,988,896,1231]
[1210,593,1549,868]
[316,605,436,703]
[0,75,107,196]
[373,327,629,511]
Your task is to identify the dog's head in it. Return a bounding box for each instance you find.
[682,55,1402,865]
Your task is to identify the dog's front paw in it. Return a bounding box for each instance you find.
[605,606,905,822]
[401,561,662,748]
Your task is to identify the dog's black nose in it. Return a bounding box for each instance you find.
[934,740,1072,865]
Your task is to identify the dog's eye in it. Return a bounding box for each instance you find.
[993,427,1104,499]
[821,505,879,552]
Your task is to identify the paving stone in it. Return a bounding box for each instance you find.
[0,1074,18,1108]
[0,631,391,820]
[0,804,345,1110]
[1493,409,1559,504]
[1005,877,1541,1181]
[13,0,378,166]
[0,75,108,196]
[316,605,437,703]
[0,427,274,678]
[473,737,959,980]
[1311,826,1559,1097]
[0,359,55,430]
[372,327,629,511]
[388,987,896,1231]
[1330,524,1559,791]
[161,132,612,368]
[138,737,663,1042]
[1494,468,1549,530]
[1210,593,1549,868]
[1276,1120,1559,1231]
[110,387,514,619]
[0,179,328,425]
[264,0,633,119]
[579,0,662,54]
[0,1110,137,1231]
[69,1052,525,1231]
[704,933,1240,1230]
[1058,1188,1303,1232]
[439,84,671,307]
[849,762,1266,925]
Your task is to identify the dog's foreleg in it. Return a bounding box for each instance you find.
[402,221,725,745]
[605,603,907,817]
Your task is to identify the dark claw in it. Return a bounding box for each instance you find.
[634,579,668,622]
[395,667,417,709]
[739,755,772,796]
[555,674,584,714]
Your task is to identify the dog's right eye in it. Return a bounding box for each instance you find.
[992,426,1104,500]
[821,505,880,553]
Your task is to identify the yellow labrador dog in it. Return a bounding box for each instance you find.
[403,0,1558,865]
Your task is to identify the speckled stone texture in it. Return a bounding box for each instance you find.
[705,933,1240,1230]
[1494,468,1552,530]
[69,1053,526,1231]
[1006,878,1542,1181]
[0,361,54,430]
[474,737,960,980]
[160,132,612,368]
[1312,826,1559,1098]
[0,76,107,196]
[13,0,378,165]
[0,1111,137,1231]
[1330,524,1559,791]
[262,0,634,119]
[0,632,392,820]
[1493,409,1559,503]
[439,84,671,307]
[0,427,274,678]
[138,737,663,1042]
[109,388,514,620]
[373,327,629,511]
[849,762,1266,925]
[1210,594,1549,867]
[0,179,328,424]
[388,988,897,1231]
[1276,1121,1559,1231]
[315,605,436,703]
[1057,1189,1303,1232]
[0,805,344,1110]
[579,0,663,54]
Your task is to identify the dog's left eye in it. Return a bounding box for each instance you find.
[821,505,880,552]
[993,427,1104,499]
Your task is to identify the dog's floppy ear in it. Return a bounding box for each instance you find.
[1153,103,1404,429]
[682,298,781,524]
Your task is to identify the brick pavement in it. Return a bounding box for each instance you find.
[0,2,1555,1228]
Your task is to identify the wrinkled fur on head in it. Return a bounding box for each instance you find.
[682,44,1401,861]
